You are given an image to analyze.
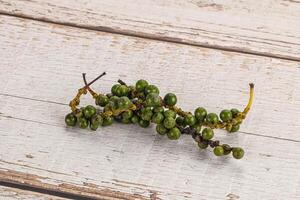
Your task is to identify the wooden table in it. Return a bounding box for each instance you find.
[0,1,299,199]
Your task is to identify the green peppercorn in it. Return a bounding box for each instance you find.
[78,117,89,129]
[222,144,232,155]
[152,112,164,124]
[117,97,132,109]
[111,84,121,95]
[164,93,177,106]
[144,85,159,95]
[122,110,133,119]
[192,123,202,133]
[138,119,150,128]
[65,113,77,126]
[163,110,176,119]
[153,107,164,113]
[194,107,207,122]
[116,85,129,97]
[231,108,240,118]
[90,122,99,131]
[184,114,196,126]
[110,96,120,103]
[198,141,208,149]
[90,114,103,130]
[213,146,224,156]
[121,117,131,124]
[141,109,153,121]
[145,93,161,107]
[83,105,97,119]
[206,113,219,125]
[175,116,185,126]
[91,114,103,127]
[202,128,214,140]
[102,116,113,126]
[95,94,109,107]
[131,115,139,124]
[232,147,244,159]
[163,117,176,129]
[135,79,148,92]
[156,124,168,135]
[230,124,240,133]
[220,109,233,122]
[167,127,181,140]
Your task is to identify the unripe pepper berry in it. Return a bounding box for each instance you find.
[65,113,77,126]
[164,93,177,106]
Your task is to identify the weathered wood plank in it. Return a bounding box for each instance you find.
[0,186,67,200]
[0,15,299,141]
[0,0,300,60]
[0,15,300,199]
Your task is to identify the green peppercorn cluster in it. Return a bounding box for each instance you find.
[66,74,254,160]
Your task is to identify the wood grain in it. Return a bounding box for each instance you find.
[0,0,300,61]
[0,185,67,200]
[0,15,300,199]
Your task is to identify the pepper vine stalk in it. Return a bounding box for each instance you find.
[69,72,106,112]
[66,73,253,159]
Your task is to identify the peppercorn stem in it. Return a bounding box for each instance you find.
[69,72,106,112]
[82,73,98,98]
[242,83,254,115]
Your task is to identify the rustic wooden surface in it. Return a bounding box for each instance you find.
[1,0,300,61]
[0,1,300,200]
[0,186,67,200]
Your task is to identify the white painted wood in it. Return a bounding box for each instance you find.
[0,186,67,200]
[0,15,300,199]
[1,0,300,60]
[0,15,299,140]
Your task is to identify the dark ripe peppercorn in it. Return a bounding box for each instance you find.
[176,116,185,126]
[222,144,232,155]
[164,93,177,106]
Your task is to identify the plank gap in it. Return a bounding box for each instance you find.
[1,12,300,62]
[0,181,94,200]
